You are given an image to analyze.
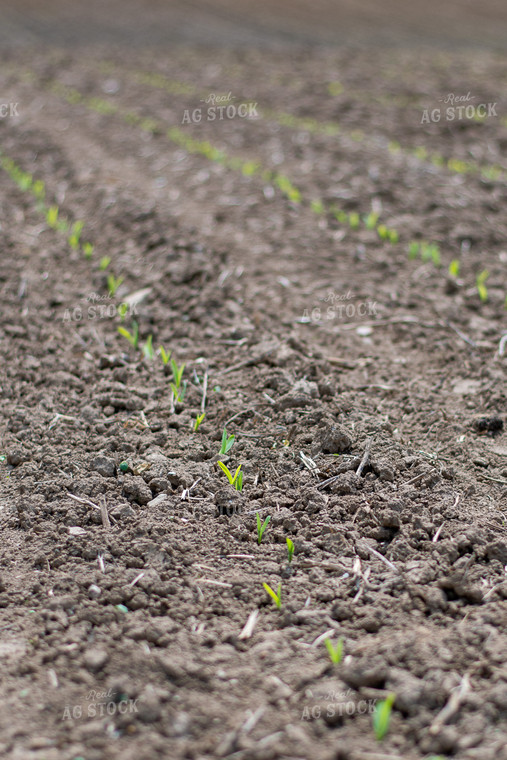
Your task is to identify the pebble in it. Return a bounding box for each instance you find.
[84,648,109,672]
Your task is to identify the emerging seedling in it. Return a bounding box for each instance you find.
[373,693,395,741]
[219,427,235,455]
[364,211,379,230]
[262,582,282,610]
[286,537,295,563]
[83,242,94,260]
[118,321,139,349]
[68,220,84,250]
[324,636,344,665]
[46,205,59,229]
[194,412,205,432]
[448,259,460,278]
[476,269,489,302]
[107,274,124,296]
[99,256,111,271]
[256,513,271,545]
[170,358,186,402]
[159,345,171,365]
[142,334,154,360]
[348,211,360,229]
[217,461,243,491]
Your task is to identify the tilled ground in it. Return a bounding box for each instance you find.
[0,28,507,760]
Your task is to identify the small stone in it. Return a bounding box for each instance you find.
[92,455,116,478]
[84,648,109,672]
[88,584,102,599]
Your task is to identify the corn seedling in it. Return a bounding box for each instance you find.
[219,427,235,455]
[348,211,360,229]
[408,241,420,260]
[118,322,139,349]
[256,513,271,544]
[262,582,282,610]
[310,199,324,215]
[476,269,489,302]
[448,259,460,278]
[107,274,124,296]
[388,228,399,244]
[421,241,441,266]
[373,693,395,741]
[324,636,344,665]
[170,358,186,402]
[68,220,84,250]
[217,461,243,491]
[194,412,205,432]
[46,205,59,229]
[364,211,379,230]
[286,537,295,563]
[83,242,94,260]
[142,334,154,360]
[159,345,171,365]
[377,223,388,240]
[99,256,111,271]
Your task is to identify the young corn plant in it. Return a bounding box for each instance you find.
[219,427,235,455]
[159,345,171,365]
[194,412,205,432]
[256,513,271,545]
[170,359,186,402]
[476,269,489,302]
[262,582,282,610]
[107,274,124,296]
[68,220,84,250]
[83,242,94,260]
[46,205,59,229]
[118,321,139,349]
[99,256,111,271]
[217,461,243,491]
[142,334,154,360]
[448,259,460,278]
[324,637,344,665]
[373,693,395,741]
[286,537,295,563]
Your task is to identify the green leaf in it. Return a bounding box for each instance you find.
[373,693,395,741]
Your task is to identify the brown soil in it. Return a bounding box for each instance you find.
[0,4,506,760]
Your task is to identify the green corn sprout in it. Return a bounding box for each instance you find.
[256,513,271,545]
[159,346,171,365]
[373,693,395,741]
[365,211,379,230]
[448,259,460,278]
[83,242,94,259]
[99,256,111,271]
[217,461,243,491]
[262,582,282,610]
[118,322,139,349]
[68,220,84,250]
[107,274,124,296]
[324,637,344,665]
[219,427,235,455]
[194,413,205,432]
[476,270,489,302]
[142,334,154,360]
[348,211,360,229]
[46,205,59,229]
[286,537,295,563]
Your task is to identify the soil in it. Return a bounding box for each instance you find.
[0,3,507,760]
